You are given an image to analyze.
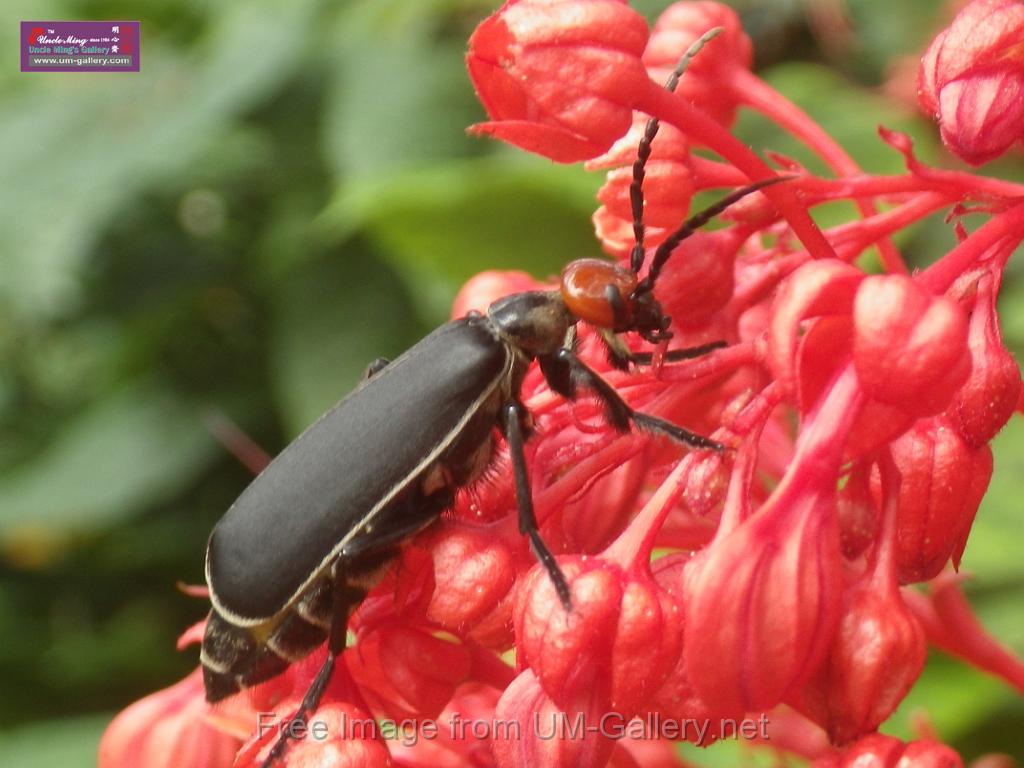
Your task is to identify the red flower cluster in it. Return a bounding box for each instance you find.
[102,2,1024,767]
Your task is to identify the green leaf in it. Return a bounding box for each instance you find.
[882,653,1017,747]
[0,380,218,542]
[677,736,781,768]
[0,714,110,768]
[0,0,316,321]
[963,417,1024,586]
[846,0,947,82]
[268,249,422,435]
[734,62,939,177]
[325,0,482,181]
[325,154,599,322]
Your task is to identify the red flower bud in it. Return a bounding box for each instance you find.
[596,159,695,230]
[683,463,843,713]
[558,449,648,553]
[643,554,740,746]
[424,520,522,649]
[853,275,970,418]
[654,229,742,328]
[768,259,864,396]
[493,669,615,768]
[812,733,964,768]
[837,463,877,559]
[350,622,471,719]
[467,0,651,162]
[586,111,691,170]
[794,316,915,459]
[795,579,926,745]
[794,452,926,745]
[515,557,683,715]
[99,669,244,768]
[644,1,752,126]
[919,0,1024,165]
[950,278,1021,447]
[451,270,547,319]
[589,114,694,256]
[389,683,502,767]
[680,449,729,519]
[235,701,392,768]
[877,416,993,583]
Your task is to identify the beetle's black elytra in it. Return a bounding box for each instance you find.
[200,34,791,767]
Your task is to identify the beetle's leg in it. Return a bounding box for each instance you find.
[597,330,634,371]
[259,561,358,768]
[362,357,390,381]
[597,331,725,370]
[502,401,572,611]
[541,349,724,451]
[562,324,578,352]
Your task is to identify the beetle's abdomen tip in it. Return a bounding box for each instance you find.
[202,666,240,703]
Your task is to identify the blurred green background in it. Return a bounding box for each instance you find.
[1,0,1021,765]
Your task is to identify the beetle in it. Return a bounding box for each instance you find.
[200,38,790,767]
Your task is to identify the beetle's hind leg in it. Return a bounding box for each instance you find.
[502,401,572,611]
[540,348,724,451]
[259,561,368,768]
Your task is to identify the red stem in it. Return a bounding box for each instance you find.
[791,364,864,472]
[637,80,836,261]
[871,449,902,592]
[920,200,1024,293]
[602,450,695,571]
[731,68,907,275]
[825,192,952,262]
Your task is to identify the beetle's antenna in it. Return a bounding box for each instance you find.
[634,175,794,296]
[629,27,724,276]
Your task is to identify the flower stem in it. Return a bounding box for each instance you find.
[920,200,1024,293]
[638,80,836,261]
[731,68,907,275]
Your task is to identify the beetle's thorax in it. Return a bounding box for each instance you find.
[486,290,574,358]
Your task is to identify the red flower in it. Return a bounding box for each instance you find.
[919,0,1024,164]
[349,621,472,720]
[423,519,524,649]
[852,274,970,418]
[881,416,993,583]
[493,669,615,768]
[950,273,1021,446]
[682,454,844,713]
[792,454,927,745]
[234,701,392,768]
[812,733,963,768]
[515,557,682,716]
[467,0,651,162]
[644,1,751,125]
[98,669,245,768]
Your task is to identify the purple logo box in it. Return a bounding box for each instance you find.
[21,21,140,72]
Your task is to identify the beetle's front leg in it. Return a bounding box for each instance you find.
[501,401,572,611]
[597,330,726,370]
[541,349,725,451]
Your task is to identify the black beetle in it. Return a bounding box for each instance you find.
[199,40,789,767]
